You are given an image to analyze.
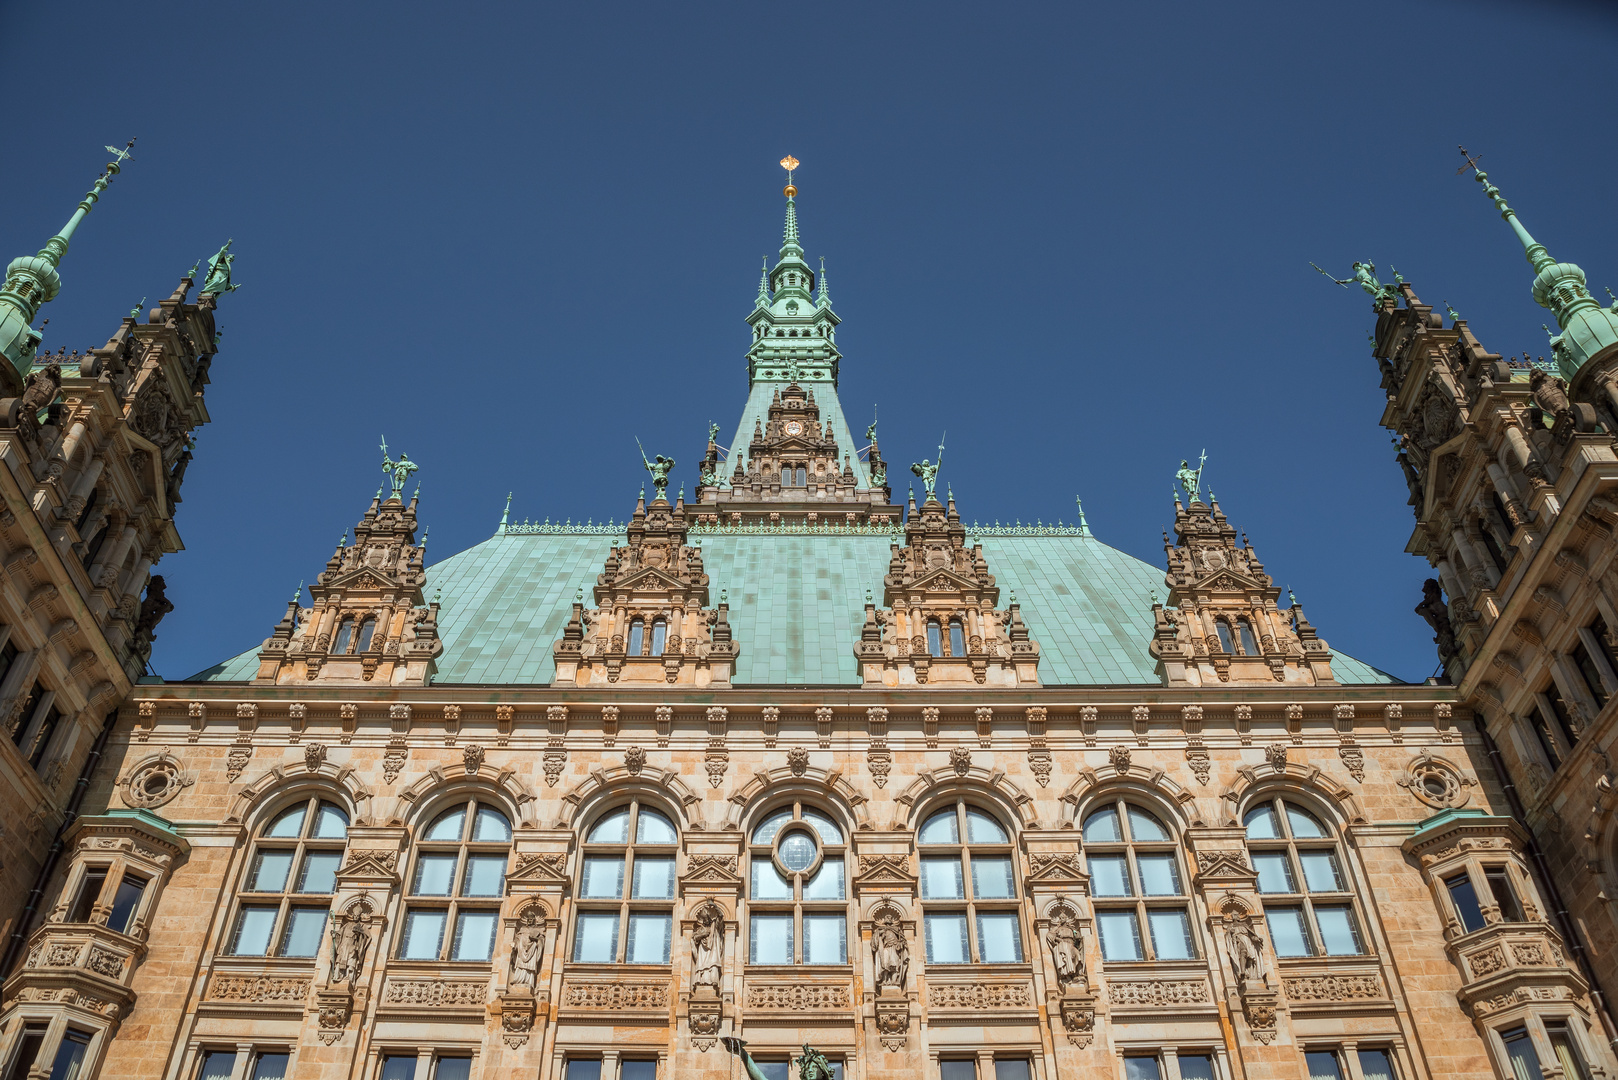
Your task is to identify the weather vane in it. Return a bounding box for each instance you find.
[104,142,134,166]
[1456,145,1484,176]
[780,155,800,197]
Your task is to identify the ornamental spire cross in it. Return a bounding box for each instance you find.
[1456,145,1484,176]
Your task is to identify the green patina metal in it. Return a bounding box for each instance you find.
[199,238,240,299]
[379,436,418,500]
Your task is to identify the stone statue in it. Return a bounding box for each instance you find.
[330,907,371,986]
[509,907,545,989]
[1047,913,1085,991]
[200,239,240,298]
[1415,578,1456,661]
[134,576,174,638]
[871,912,908,992]
[380,437,418,499]
[1530,369,1573,422]
[1226,917,1265,984]
[691,902,724,995]
[910,439,944,497]
[1175,450,1206,504]
[722,1040,835,1080]
[17,363,61,420]
[638,439,675,500]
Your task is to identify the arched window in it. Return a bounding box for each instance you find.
[356,617,377,653]
[1215,620,1235,655]
[1244,798,1363,957]
[228,797,349,957]
[399,798,511,962]
[628,619,645,657]
[1083,800,1194,962]
[575,800,678,963]
[948,619,966,658]
[927,620,943,658]
[918,800,1021,963]
[74,487,99,533]
[1237,619,1260,656]
[747,802,847,965]
[333,619,354,655]
[650,619,667,658]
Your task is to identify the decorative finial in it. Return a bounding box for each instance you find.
[1444,301,1461,322]
[720,587,729,605]
[129,297,145,318]
[433,588,442,606]
[575,586,584,603]
[1287,586,1298,607]
[1075,496,1092,537]
[1150,590,1159,607]
[420,526,429,548]
[292,581,304,604]
[780,154,800,197]
[336,528,348,550]
[499,491,512,530]
[186,260,200,280]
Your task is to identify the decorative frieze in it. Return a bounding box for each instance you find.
[927,982,1032,1009]
[1105,979,1210,1007]
[744,983,850,1010]
[562,982,669,1010]
[206,974,311,1003]
[382,979,488,1007]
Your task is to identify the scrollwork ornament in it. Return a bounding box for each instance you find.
[119,752,194,809]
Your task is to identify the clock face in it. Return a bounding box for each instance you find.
[785,421,802,436]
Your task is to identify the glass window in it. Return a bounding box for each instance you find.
[918,799,1020,964]
[232,796,348,957]
[1215,620,1235,654]
[1502,1028,1544,1080]
[576,799,679,963]
[403,796,510,962]
[3,1027,45,1080]
[650,619,667,657]
[296,852,341,894]
[197,1052,237,1080]
[1571,640,1610,708]
[1125,1059,1162,1080]
[621,1063,657,1080]
[927,621,943,657]
[1446,873,1487,933]
[356,617,377,653]
[1547,1023,1590,1080]
[1179,1056,1216,1080]
[940,1064,976,1080]
[748,802,849,968]
[105,874,147,934]
[1085,798,1193,962]
[1238,619,1260,656]
[565,1063,602,1080]
[279,906,330,956]
[250,1054,288,1080]
[433,1059,471,1080]
[333,619,353,655]
[46,1030,90,1080]
[1246,796,1363,959]
[948,619,966,657]
[69,868,107,923]
[1304,1052,1344,1080]
[994,1063,1030,1080]
[1486,867,1524,922]
[1357,1049,1395,1080]
[628,619,645,656]
[380,1056,418,1080]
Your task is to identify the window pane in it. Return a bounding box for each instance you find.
[434,1059,471,1080]
[802,807,843,843]
[463,855,507,897]
[632,856,676,899]
[627,913,672,963]
[1502,1029,1544,1080]
[1147,909,1194,960]
[581,856,626,899]
[266,804,306,838]
[804,914,847,963]
[967,809,1009,843]
[919,808,959,844]
[413,854,458,896]
[1447,874,1486,933]
[250,1053,289,1080]
[972,855,1015,899]
[1265,907,1312,957]
[940,1064,976,1080]
[1178,1056,1215,1080]
[779,831,817,872]
[296,852,341,894]
[924,913,969,964]
[1357,1050,1395,1080]
[994,1063,1031,1080]
[106,875,146,934]
[1285,804,1327,838]
[1548,1024,1589,1080]
[46,1031,89,1080]
[1096,911,1143,961]
[1137,854,1183,895]
[753,808,793,844]
[621,1063,657,1080]
[279,907,329,957]
[650,619,667,656]
[198,1053,238,1080]
[803,861,845,900]
[1253,852,1296,894]
[1299,851,1345,892]
[628,621,644,655]
[563,1064,601,1080]
[949,620,967,657]
[1243,804,1279,839]
[921,856,964,899]
[1089,855,1132,896]
[1124,1059,1162,1080]
[750,914,793,964]
[573,912,619,962]
[1082,806,1120,841]
[451,911,498,961]
[977,912,1023,962]
[927,622,942,657]
[1127,806,1169,841]
[636,807,677,843]
[1486,869,1524,921]
[313,802,349,838]
[589,808,630,843]
[426,807,466,841]
[229,906,277,955]
[756,1064,791,1080]
[69,869,106,923]
[380,1057,417,1080]
[1305,1052,1344,1080]
[751,860,792,899]
[1313,905,1363,955]
[473,805,512,841]
[248,851,293,892]
[401,909,447,959]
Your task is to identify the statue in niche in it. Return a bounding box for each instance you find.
[509,907,545,989]
[1047,909,1085,991]
[691,901,724,995]
[1226,915,1266,984]
[871,908,909,992]
[329,905,372,986]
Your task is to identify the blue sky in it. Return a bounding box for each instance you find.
[3,1,1615,683]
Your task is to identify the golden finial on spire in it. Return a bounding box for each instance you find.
[780,155,800,197]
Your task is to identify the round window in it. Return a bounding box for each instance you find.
[779,830,817,872]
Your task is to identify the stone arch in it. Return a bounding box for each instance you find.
[895,766,1037,830]
[1217,762,1366,828]
[556,763,701,831]
[726,765,870,832]
[1060,764,1202,829]
[225,760,374,828]
[393,761,537,830]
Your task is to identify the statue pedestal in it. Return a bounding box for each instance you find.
[687,987,723,1052]
[314,987,354,1045]
[1054,991,1096,1048]
[1237,983,1280,1044]
[874,994,910,1051]
[496,988,543,1049]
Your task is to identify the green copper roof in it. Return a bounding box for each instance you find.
[190,530,1398,687]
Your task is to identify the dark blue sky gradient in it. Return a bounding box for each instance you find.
[4,1,1615,683]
